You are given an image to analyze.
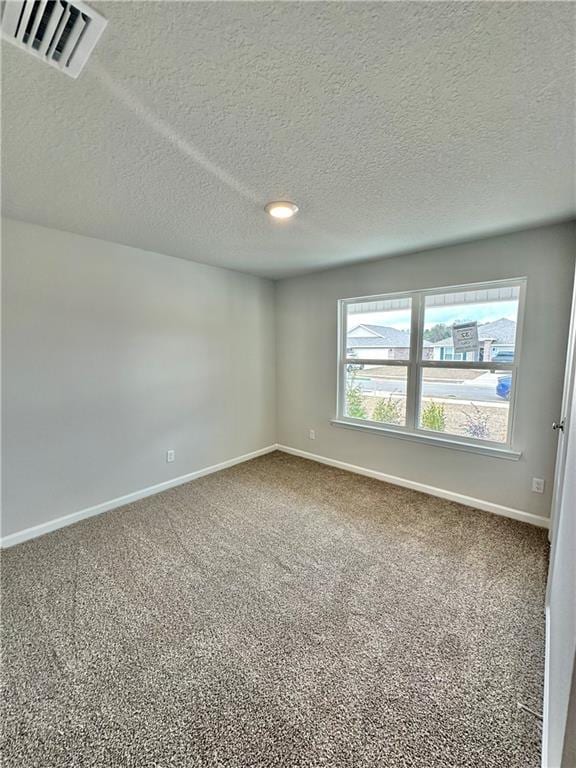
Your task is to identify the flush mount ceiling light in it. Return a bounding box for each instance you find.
[265,201,299,220]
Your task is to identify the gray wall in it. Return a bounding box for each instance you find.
[1,219,276,538]
[3,219,574,537]
[276,222,576,519]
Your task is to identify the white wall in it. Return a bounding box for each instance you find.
[1,219,276,538]
[351,348,392,360]
[276,222,576,520]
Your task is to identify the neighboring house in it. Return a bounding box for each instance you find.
[347,324,434,360]
[431,318,516,362]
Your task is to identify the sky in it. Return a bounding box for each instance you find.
[349,301,519,332]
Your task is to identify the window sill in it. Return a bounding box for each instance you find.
[330,419,522,460]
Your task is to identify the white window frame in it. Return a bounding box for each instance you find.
[334,278,527,459]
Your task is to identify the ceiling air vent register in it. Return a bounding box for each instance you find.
[1,0,106,78]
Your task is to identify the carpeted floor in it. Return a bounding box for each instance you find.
[1,451,548,767]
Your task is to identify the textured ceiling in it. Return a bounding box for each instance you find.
[2,1,575,278]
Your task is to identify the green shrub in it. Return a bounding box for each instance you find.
[372,395,402,425]
[346,384,367,419]
[421,401,446,431]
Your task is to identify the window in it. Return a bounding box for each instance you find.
[337,279,525,454]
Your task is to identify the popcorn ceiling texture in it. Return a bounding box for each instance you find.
[1,2,574,278]
[1,452,547,767]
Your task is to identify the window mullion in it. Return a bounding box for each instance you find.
[406,293,422,430]
[413,295,426,431]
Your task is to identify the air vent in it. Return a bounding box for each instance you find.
[1,0,107,78]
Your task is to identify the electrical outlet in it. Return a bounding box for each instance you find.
[166,449,175,464]
[309,429,316,440]
[531,478,545,494]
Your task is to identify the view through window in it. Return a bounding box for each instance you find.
[339,280,524,447]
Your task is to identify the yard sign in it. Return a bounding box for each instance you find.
[452,321,479,353]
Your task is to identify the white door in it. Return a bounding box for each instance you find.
[542,271,576,768]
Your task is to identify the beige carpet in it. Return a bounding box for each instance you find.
[1,451,548,767]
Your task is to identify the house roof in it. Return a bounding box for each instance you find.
[347,325,432,347]
[432,318,516,347]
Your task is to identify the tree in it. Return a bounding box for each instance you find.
[346,383,367,419]
[424,323,451,343]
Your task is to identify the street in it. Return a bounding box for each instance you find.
[353,374,505,403]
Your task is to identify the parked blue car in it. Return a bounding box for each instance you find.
[496,374,512,400]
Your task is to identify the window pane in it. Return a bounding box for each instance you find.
[418,367,511,443]
[424,285,520,363]
[345,365,407,426]
[346,297,412,361]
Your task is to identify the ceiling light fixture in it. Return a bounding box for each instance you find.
[265,201,299,220]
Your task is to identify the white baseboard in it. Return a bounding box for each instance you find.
[1,441,549,548]
[276,444,550,529]
[0,445,277,549]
